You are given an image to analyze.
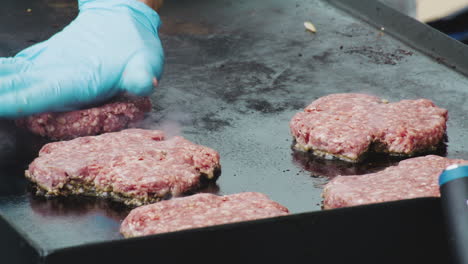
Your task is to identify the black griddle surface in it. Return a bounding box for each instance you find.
[0,0,467,259]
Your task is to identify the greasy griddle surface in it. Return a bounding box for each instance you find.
[0,0,467,251]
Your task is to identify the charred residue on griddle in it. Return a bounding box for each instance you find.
[436,57,446,64]
[288,99,309,110]
[271,7,284,14]
[150,103,164,113]
[196,114,232,131]
[434,56,457,69]
[196,33,253,59]
[164,32,255,66]
[260,68,295,93]
[336,23,372,38]
[202,52,315,115]
[197,35,236,58]
[335,31,354,38]
[212,60,275,103]
[395,48,414,56]
[245,99,286,114]
[313,51,335,64]
[345,46,413,65]
[159,17,214,36]
[215,60,275,77]
[281,39,310,55]
[259,66,319,98]
[245,98,307,114]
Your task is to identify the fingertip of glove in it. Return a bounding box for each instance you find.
[119,50,163,96]
[120,71,154,96]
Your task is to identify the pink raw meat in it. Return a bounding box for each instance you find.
[120,192,289,237]
[26,129,221,206]
[290,93,447,162]
[322,155,468,209]
[16,95,151,140]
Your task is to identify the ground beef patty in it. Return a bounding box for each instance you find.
[322,155,468,209]
[16,95,151,140]
[25,129,221,206]
[120,192,289,237]
[290,93,447,162]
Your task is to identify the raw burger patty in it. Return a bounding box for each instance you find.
[290,93,447,162]
[120,192,289,237]
[16,95,151,140]
[26,129,221,206]
[322,155,468,209]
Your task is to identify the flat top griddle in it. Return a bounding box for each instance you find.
[0,0,467,261]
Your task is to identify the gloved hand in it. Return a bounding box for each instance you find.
[0,0,164,118]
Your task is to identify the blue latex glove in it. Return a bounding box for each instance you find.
[0,0,164,118]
